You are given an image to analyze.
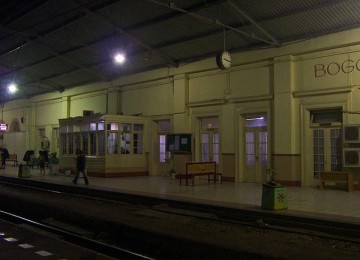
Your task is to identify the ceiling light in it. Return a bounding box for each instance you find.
[7,83,18,94]
[114,52,126,64]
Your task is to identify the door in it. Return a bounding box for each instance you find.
[201,131,219,163]
[153,120,171,176]
[313,127,342,178]
[200,117,220,164]
[244,127,268,182]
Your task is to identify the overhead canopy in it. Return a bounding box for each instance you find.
[1,0,360,102]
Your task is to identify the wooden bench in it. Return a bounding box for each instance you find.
[179,161,222,186]
[319,172,354,192]
[1,154,18,166]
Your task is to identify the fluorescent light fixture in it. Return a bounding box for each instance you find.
[114,52,125,64]
[246,116,264,121]
[7,83,18,93]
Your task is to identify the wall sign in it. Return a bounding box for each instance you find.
[0,123,8,131]
[315,59,360,77]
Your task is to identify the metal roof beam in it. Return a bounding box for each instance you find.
[227,0,280,46]
[260,0,353,20]
[0,26,108,85]
[0,59,64,92]
[68,0,178,68]
[145,0,279,46]
[140,0,354,54]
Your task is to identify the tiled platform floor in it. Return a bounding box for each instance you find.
[1,165,360,225]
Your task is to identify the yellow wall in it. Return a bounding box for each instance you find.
[70,92,107,117]
[3,28,360,185]
[122,81,174,116]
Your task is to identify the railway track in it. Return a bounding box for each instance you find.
[0,176,359,259]
[0,210,152,259]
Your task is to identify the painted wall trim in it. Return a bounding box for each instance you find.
[187,99,226,108]
[293,86,352,98]
[229,94,273,104]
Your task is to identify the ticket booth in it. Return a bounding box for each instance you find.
[59,114,147,177]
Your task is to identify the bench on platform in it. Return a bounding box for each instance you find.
[319,171,354,192]
[179,161,222,186]
[1,154,18,166]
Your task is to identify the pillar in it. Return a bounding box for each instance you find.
[273,55,301,185]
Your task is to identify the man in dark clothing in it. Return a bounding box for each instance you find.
[1,148,9,169]
[72,150,89,184]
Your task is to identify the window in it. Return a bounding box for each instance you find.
[133,124,143,154]
[133,124,143,131]
[98,132,105,155]
[212,132,219,163]
[98,122,105,131]
[74,125,80,132]
[119,123,144,155]
[245,115,267,127]
[121,123,131,132]
[53,127,60,150]
[90,123,97,131]
[59,120,144,156]
[107,132,118,154]
[121,132,131,154]
[201,133,209,162]
[68,134,74,154]
[82,132,88,155]
[61,134,67,155]
[159,135,166,162]
[310,109,342,124]
[82,123,89,132]
[107,123,118,130]
[200,117,219,163]
[246,132,255,166]
[60,125,67,133]
[133,133,143,154]
[89,132,96,155]
[74,133,80,154]
[158,120,171,162]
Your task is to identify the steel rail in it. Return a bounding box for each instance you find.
[0,209,153,260]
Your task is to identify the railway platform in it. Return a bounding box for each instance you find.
[1,165,360,226]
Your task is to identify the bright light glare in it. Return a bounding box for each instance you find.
[114,53,125,64]
[8,83,18,94]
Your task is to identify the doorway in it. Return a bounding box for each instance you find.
[243,114,268,182]
[310,109,342,179]
[200,117,219,164]
[154,120,171,176]
[312,127,342,178]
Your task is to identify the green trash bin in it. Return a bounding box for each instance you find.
[261,183,288,210]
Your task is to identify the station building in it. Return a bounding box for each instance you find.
[1,27,360,188]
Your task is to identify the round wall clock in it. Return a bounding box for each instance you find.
[216,51,232,70]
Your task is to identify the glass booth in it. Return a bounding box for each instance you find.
[59,114,147,177]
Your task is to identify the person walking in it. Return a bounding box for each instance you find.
[72,150,89,185]
[39,150,46,175]
[1,147,9,169]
